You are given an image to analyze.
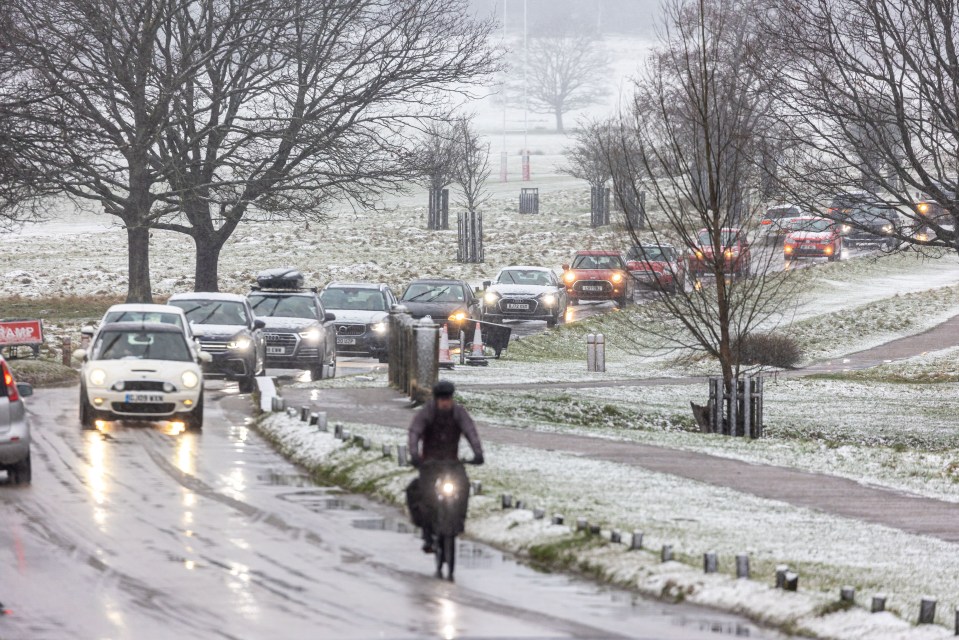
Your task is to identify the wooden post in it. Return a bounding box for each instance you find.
[382,444,391,457]
[919,597,937,624]
[610,530,622,544]
[755,375,765,438]
[661,545,673,562]
[783,571,799,591]
[775,565,789,589]
[703,552,718,574]
[840,586,855,604]
[501,493,513,509]
[727,376,737,437]
[736,554,750,579]
[533,508,545,520]
[551,514,564,526]
[871,595,886,613]
[630,531,644,551]
[588,524,601,536]
[62,336,72,366]
[576,517,588,532]
[741,377,751,438]
[396,444,408,467]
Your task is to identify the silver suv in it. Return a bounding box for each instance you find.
[0,356,34,485]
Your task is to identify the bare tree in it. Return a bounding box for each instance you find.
[516,32,611,133]
[773,0,959,253]
[2,0,185,301]
[453,117,490,263]
[408,120,464,230]
[611,0,800,390]
[151,0,497,291]
[562,118,614,190]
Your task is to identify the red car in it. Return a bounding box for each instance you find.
[562,251,632,307]
[625,244,686,294]
[688,228,751,278]
[783,217,842,261]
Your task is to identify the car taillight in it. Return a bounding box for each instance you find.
[760,219,772,225]
[2,363,18,402]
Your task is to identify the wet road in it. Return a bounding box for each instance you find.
[0,385,777,640]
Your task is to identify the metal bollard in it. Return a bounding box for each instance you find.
[300,406,310,422]
[919,597,937,625]
[361,437,371,450]
[610,530,621,544]
[533,508,545,520]
[595,333,606,372]
[551,514,564,526]
[735,554,750,579]
[872,595,886,613]
[501,493,513,509]
[586,333,596,372]
[588,524,601,536]
[661,545,673,562]
[775,565,789,589]
[703,552,718,574]
[334,423,343,439]
[396,444,408,467]
[273,396,286,412]
[840,586,855,604]
[341,429,351,441]
[309,412,319,426]
[630,531,644,551]
[382,444,392,457]
[783,571,799,592]
[514,500,525,510]
[576,517,587,532]
[317,412,328,431]
[62,336,72,366]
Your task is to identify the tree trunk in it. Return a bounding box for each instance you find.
[555,109,565,134]
[193,233,225,292]
[125,225,153,303]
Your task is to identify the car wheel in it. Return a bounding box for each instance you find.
[546,316,557,328]
[80,385,96,430]
[10,454,31,485]
[185,395,204,431]
[310,364,324,381]
[238,375,256,394]
[615,296,628,309]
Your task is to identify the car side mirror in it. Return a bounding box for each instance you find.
[72,348,87,361]
[80,325,95,337]
[482,280,491,290]
[16,383,33,398]
[325,312,336,322]
[561,264,570,272]
[253,319,266,330]
[198,351,213,364]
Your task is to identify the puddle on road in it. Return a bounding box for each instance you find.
[258,471,313,487]
[277,489,364,512]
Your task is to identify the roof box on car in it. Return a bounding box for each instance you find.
[255,268,305,290]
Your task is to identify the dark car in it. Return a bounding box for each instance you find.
[168,293,266,393]
[839,203,900,249]
[399,279,481,335]
[319,282,396,363]
[248,269,338,380]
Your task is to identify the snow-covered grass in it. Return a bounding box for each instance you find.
[813,346,959,384]
[254,411,959,639]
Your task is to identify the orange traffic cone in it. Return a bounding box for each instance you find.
[470,322,485,358]
[438,324,454,369]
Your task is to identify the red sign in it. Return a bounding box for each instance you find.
[0,320,43,346]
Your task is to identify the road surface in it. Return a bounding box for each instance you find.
[0,384,776,640]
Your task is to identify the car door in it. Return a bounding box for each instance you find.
[463,282,481,319]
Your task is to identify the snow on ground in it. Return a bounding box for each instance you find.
[255,411,959,639]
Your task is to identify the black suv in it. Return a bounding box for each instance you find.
[319,282,396,363]
[839,203,901,249]
[248,269,337,380]
[168,293,266,393]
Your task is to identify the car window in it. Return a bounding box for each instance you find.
[104,311,184,330]
[169,300,249,326]
[627,246,667,261]
[787,218,832,232]
[697,230,740,246]
[249,294,318,319]
[571,255,624,270]
[765,207,800,220]
[497,270,552,286]
[93,330,192,362]
[401,283,465,303]
[320,288,388,311]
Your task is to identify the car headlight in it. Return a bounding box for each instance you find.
[563,272,576,283]
[370,322,387,334]
[541,293,557,306]
[484,291,500,305]
[298,328,321,341]
[611,273,623,283]
[841,224,851,233]
[89,369,107,386]
[695,250,704,260]
[918,203,929,214]
[181,371,199,389]
[227,336,252,350]
[882,224,893,234]
[449,311,467,323]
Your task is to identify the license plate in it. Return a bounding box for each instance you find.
[582,285,604,292]
[336,337,357,345]
[267,346,286,355]
[124,393,163,403]
[506,303,530,310]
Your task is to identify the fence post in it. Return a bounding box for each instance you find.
[919,597,937,624]
[62,336,72,366]
[709,377,721,434]
[736,554,750,579]
[727,377,737,437]
[754,375,764,438]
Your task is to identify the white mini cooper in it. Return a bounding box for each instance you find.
[75,322,211,431]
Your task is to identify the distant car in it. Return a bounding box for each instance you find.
[839,203,901,249]
[0,356,34,485]
[84,303,198,350]
[561,251,632,308]
[480,266,568,327]
[319,282,396,363]
[688,228,751,278]
[783,217,843,262]
[248,269,338,380]
[625,244,686,294]
[168,293,266,393]
[760,205,807,244]
[399,279,481,334]
[75,322,209,431]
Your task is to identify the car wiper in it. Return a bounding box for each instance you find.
[194,304,223,324]
[505,272,517,284]
[425,286,451,302]
[406,287,446,302]
[98,334,123,359]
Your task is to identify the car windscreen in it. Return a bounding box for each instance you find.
[697,230,739,246]
[169,300,249,326]
[401,283,466,303]
[571,255,624,270]
[829,194,870,210]
[850,207,895,223]
[764,207,800,220]
[249,294,318,319]
[320,288,388,311]
[104,311,184,330]
[92,330,192,362]
[627,246,668,262]
[497,270,553,286]
[786,218,832,232]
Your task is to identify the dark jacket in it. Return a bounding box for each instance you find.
[408,401,483,464]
